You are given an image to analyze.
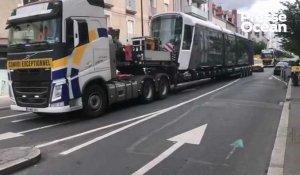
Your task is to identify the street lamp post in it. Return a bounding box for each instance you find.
[141,0,144,36]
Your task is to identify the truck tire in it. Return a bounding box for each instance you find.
[82,85,108,118]
[157,77,169,99]
[140,79,155,103]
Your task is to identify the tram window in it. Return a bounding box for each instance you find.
[182,25,193,50]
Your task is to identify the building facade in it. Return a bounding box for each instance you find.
[104,0,175,44]
[174,0,209,20]
[0,0,24,68]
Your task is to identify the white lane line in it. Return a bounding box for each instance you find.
[59,79,240,155]
[60,110,170,155]
[0,112,32,120]
[19,120,76,134]
[36,110,164,148]
[272,75,288,86]
[267,79,291,175]
[11,116,40,123]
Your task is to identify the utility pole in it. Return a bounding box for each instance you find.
[141,0,144,36]
[208,0,213,21]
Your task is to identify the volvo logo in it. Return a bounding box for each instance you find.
[24,52,38,60]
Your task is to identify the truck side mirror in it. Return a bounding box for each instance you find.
[73,20,79,48]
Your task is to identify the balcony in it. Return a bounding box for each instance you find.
[192,0,207,4]
[184,6,208,20]
[148,7,157,18]
[126,0,137,15]
[104,0,114,8]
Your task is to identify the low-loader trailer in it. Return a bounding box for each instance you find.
[6,0,253,118]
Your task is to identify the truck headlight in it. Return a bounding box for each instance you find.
[52,84,63,102]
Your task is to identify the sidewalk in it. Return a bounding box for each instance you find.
[284,84,300,175]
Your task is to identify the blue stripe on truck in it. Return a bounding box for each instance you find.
[52,68,67,80]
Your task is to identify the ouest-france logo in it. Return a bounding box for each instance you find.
[241,13,287,33]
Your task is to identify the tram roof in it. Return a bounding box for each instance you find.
[152,12,240,36]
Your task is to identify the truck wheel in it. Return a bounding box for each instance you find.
[157,77,169,99]
[140,79,155,103]
[82,85,108,118]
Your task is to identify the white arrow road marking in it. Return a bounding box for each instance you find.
[0,132,24,140]
[0,120,76,141]
[132,124,208,175]
[268,77,273,80]
[0,112,32,120]
[59,79,239,155]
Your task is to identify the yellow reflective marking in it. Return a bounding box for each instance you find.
[53,57,68,69]
[74,44,88,66]
[7,58,52,70]
[89,30,97,41]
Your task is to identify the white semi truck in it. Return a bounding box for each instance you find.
[6,0,253,118]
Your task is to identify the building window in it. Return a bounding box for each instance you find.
[105,15,111,28]
[150,0,157,8]
[164,3,169,12]
[127,19,135,40]
[23,0,39,5]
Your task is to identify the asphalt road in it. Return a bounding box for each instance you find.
[0,68,287,175]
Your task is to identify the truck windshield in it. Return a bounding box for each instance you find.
[262,53,273,58]
[151,15,183,51]
[8,18,62,47]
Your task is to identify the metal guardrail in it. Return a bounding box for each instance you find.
[281,67,292,83]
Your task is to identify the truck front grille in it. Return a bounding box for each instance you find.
[13,82,51,108]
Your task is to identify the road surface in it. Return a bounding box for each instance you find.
[0,68,287,175]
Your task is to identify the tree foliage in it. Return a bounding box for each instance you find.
[254,41,267,55]
[276,1,300,56]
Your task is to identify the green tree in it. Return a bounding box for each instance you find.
[254,41,267,55]
[276,1,300,56]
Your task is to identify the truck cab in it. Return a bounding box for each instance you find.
[6,0,173,118]
[6,0,114,115]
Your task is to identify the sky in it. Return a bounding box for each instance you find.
[214,0,295,16]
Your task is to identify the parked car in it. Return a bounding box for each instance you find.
[253,59,264,72]
[274,62,289,75]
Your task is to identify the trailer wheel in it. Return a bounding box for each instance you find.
[245,68,249,77]
[157,77,169,99]
[140,79,155,103]
[240,69,244,78]
[82,85,108,118]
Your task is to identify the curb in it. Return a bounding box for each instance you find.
[0,147,41,175]
[267,79,291,175]
[286,80,292,101]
